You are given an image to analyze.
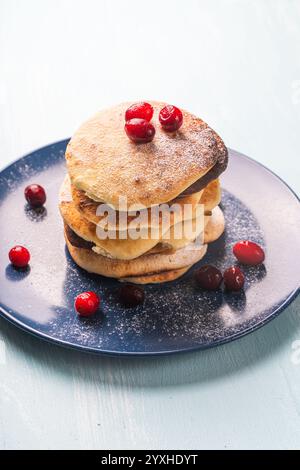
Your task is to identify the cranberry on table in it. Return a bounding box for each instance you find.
[125,102,154,122]
[9,245,30,268]
[125,118,155,143]
[233,240,265,265]
[119,284,145,307]
[74,291,100,317]
[194,265,223,290]
[223,266,245,292]
[24,184,46,208]
[159,105,183,132]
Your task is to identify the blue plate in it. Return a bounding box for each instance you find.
[0,141,299,356]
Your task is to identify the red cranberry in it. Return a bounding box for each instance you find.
[25,184,46,207]
[74,291,100,317]
[223,266,245,291]
[233,240,265,265]
[159,105,183,132]
[194,265,223,290]
[9,245,30,268]
[125,118,155,143]
[119,284,145,307]
[125,102,154,122]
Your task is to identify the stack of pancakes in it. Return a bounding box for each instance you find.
[59,102,228,284]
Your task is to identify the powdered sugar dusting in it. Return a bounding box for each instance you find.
[29,188,267,353]
[66,102,228,209]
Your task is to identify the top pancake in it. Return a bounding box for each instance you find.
[66,101,228,209]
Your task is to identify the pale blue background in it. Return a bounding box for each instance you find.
[0,0,300,450]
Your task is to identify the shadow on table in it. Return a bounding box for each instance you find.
[0,296,299,388]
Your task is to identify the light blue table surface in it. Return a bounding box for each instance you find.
[0,0,300,450]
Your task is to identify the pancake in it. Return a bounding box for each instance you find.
[71,178,204,230]
[71,177,220,230]
[65,234,208,279]
[204,206,225,243]
[61,197,207,260]
[90,214,207,258]
[64,223,172,255]
[64,204,224,253]
[64,204,225,282]
[64,223,94,249]
[59,177,208,260]
[199,179,221,212]
[125,207,224,283]
[66,101,228,209]
[120,266,191,284]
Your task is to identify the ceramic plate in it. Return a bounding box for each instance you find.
[0,141,299,355]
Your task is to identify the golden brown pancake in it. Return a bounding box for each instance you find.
[64,222,172,256]
[64,205,224,254]
[66,101,227,209]
[71,177,220,230]
[204,206,225,243]
[59,176,208,260]
[62,101,228,283]
[65,234,208,279]
[199,179,221,211]
[64,205,225,283]
[71,182,203,230]
[120,266,191,284]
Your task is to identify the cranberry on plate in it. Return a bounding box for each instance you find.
[125,102,154,122]
[194,265,223,290]
[74,291,100,317]
[119,284,145,307]
[125,118,155,143]
[9,245,30,268]
[159,105,183,132]
[24,184,46,208]
[223,266,245,292]
[233,240,265,265]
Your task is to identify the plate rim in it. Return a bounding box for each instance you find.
[0,139,299,357]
